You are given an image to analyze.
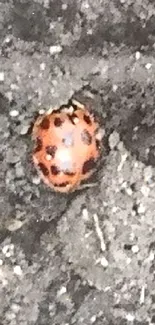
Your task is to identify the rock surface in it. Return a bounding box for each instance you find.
[0,0,155,324]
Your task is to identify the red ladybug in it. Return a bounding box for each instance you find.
[32,99,103,193]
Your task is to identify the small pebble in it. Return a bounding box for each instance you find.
[4,36,11,43]
[126,257,131,265]
[112,84,118,92]
[40,62,46,71]
[57,286,67,296]
[109,131,120,149]
[0,72,4,81]
[11,303,21,313]
[82,208,89,220]
[11,83,19,90]
[141,185,150,197]
[2,244,14,257]
[13,265,22,276]
[100,256,109,268]
[32,176,41,185]
[83,2,89,8]
[126,187,133,196]
[137,203,145,214]
[132,245,139,253]
[126,313,135,322]
[49,45,62,55]
[62,3,67,10]
[135,51,140,60]
[9,110,19,117]
[91,315,97,323]
[20,125,30,135]
[39,108,45,115]
[148,252,154,261]
[145,63,152,70]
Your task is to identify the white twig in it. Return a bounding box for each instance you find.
[93,213,106,252]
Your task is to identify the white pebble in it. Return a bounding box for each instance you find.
[132,245,139,253]
[4,36,11,43]
[11,303,21,313]
[62,3,67,10]
[49,45,62,55]
[126,257,131,265]
[145,63,152,70]
[40,63,46,71]
[9,110,19,117]
[0,72,4,81]
[32,176,41,185]
[148,251,154,261]
[100,256,109,268]
[57,286,67,296]
[2,244,14,257]
[126,187,133,196]
[11,83,19,90]
[13,265,22,276]
[83,2,89,8]
[140,285,145,305]
[0,259,3,265]
[90,315,97,323]
[39,108,45,115]
[141,185,150,197]
[135,51,140,60]
[20,125,29,135]
[138,203,145,214]
[82,208,89,220]
[126,313,135,322]
[112,84,118,92]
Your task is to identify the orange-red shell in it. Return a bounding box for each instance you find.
[32,100,102,193]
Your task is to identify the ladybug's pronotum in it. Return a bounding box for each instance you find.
[32,99,103,193]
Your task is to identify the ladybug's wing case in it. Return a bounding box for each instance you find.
[32,102,102,193]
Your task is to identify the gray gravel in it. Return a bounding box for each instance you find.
[1,0,155,324]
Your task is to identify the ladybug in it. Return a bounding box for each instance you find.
[32,99,103,193]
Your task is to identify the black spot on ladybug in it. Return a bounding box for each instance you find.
[63,170,76,176]
[68,113,78,125]
[83,114,92,125]
[81,129,92,145]
[54,117,63,127]
[53,181,70,188]
[51,165,60,175]
[38,162,49,176]
[40,117,50,129]
[82,158,96,174]
[34,137,42,153]
[96,139,101,150]
[46,145,57,158]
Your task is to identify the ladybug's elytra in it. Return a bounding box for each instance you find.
[32,99,103,193]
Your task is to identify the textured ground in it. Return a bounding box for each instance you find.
[1,0,155,324]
